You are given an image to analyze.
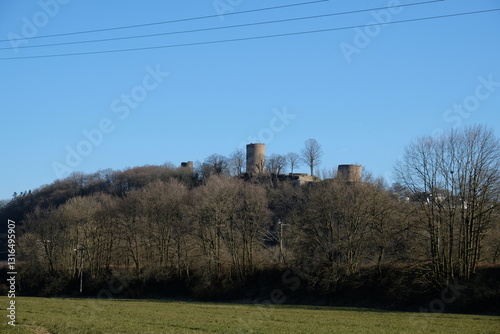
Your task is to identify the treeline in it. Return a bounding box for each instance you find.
[0,125,499,310]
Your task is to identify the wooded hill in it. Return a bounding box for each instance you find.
[1,125,499,313]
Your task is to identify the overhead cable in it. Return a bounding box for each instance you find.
[0,0,329,42]
[0,0,443,51]
[1,8,498,61]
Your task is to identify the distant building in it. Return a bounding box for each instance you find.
[180,161,194,173]
[337,164,362,182]
[190,143,363,186]
[246,143,266,174]
[287,173,317,185]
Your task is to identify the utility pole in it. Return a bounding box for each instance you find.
[74,246,86,293]
[278,220,288,264]
[42,240,52,272]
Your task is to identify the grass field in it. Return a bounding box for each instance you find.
[0,297,498,334]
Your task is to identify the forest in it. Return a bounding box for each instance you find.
[1,125,499,313]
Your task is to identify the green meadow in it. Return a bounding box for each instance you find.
[0,297,498,334]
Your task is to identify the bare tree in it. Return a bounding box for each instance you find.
[301,139,322,176]
[318,167,337,180]
[483,208,500,264]
[394,125,500,279]
[266,154,288,175]
[22,206,62,276]
[287,152,300,175]
[137,179,189,279]
[199,154,229,180]
[116,188,145,278]
[229,149,245,176]
[192,176,270,281]
[292,178,394,282]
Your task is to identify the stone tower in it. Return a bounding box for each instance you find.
[246,143,265,174]
[180,161,194,173]
[337,164,362,182]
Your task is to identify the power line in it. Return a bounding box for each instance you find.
[1,8,498,61]
[0,0,328,43]
[0,0,443,51]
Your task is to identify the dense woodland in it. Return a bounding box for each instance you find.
[1,125,499,312]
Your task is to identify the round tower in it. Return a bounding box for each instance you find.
[337,164,362,182]
[246,143,266,174]
[180,161,194,173]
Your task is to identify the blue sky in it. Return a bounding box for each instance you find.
[1,0,499,200]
